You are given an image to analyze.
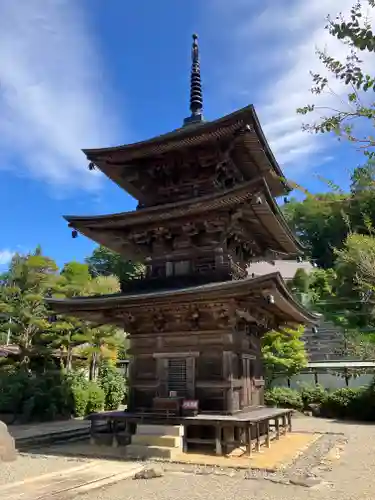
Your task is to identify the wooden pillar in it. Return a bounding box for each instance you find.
[255,423,260,452]
[246,425,252,456]
[246,358,252,407]
[265,420,270,448]
[287,412,292,432]
[241,357,247,408]
[223,351,233,413]
[275,417,280,439]
[215,425,222,455]
[90,419,97,445]
[112,420,118,448]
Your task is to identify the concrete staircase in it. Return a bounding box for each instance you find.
[125,424,183,460]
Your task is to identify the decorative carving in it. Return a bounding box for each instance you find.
[124,312,139,333]
[153,311,166,332]
[213,307,230,328]
[181,221,200,237]
[187,306,200,330]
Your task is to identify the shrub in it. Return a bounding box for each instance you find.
[98,360,126,411]
[86,382,105,414]
[0,370,74,422]
[299,383,328,410]
[71,385,89,417]
[264,387,303,411]
[320,387,363,419]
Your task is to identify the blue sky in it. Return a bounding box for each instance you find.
[0,0,370,270]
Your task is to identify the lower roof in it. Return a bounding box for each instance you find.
[47,272,318,327]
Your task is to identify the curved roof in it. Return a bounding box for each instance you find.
[83,105,290,198]
[47,272,318,327]
[65,178,304,259]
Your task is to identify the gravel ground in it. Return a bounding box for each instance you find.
[0,453,87,486]
[74,416,375,500]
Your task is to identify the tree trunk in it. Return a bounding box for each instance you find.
[89,352,98,381]
[66,346,73,372]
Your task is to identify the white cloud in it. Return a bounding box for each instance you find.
[204,0,374,173]
[0,250,14,266]
[0,1,123,191]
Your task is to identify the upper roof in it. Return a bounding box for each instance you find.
[47,272,318,327]
[83,105,291,198]
[65,178,304,260]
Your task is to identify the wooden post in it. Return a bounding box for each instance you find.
[287,412,292,432]
[282,414,287,434]
[223,352,233,413]
[90,419,97,445]
[247,424,252,456]
[182,425,188,453]
[215,424,222,455]
[111,420,118,448]
[265,420,270,448]
[256,423,260,452]
[275,417,280,440]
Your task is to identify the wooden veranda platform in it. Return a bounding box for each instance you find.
[87,407,293,456]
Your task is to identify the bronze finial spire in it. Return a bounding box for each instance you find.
[183,34,204,126]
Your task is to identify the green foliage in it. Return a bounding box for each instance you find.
[299,384,328,410]
[85,246,144,285]
[71,385,89,418]
[265,382,375,421]
[283,194,353,268]
[290,268,310,295]
[0,369,73,422]
[262,326,307,385]
[264,387,303,411]
[98,360,125,411]
[320,388,364,419]
[86,382,105,414]
[297,1,375,157]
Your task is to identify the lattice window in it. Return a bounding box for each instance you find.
[167,358,187,396]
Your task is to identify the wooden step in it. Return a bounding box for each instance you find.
[132,434,181,447]
[125,444,179,460]
[136,424,184,437]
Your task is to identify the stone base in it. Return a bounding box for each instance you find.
[0,421,16,462]
[125,424,183,460]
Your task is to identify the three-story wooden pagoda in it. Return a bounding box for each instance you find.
[48,35,316,419]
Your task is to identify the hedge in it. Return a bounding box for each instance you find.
[265,382,375,421]
[0,365,125,423]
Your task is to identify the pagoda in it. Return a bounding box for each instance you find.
[48,35,316,422]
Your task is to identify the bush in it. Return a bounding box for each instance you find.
[71,385,89,418]
[86,382,105,414]
[98,360,126,411]
[264,387,303,411]
[320,387,363,419]
[299,383,328,410]
[0,369,74,423]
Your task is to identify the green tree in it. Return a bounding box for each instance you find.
[283,188,375,267]
[85,246,144,285]
[261,326,308,386]
[49,263,122,376]
[0,249,65,367]
[297,0,375,158]
[283,193,350,267]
